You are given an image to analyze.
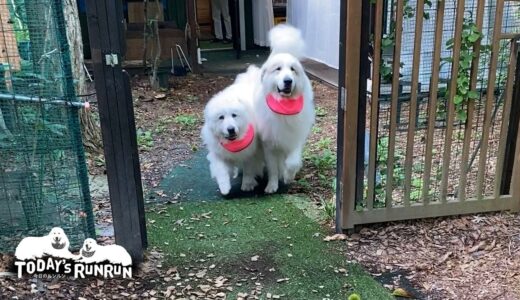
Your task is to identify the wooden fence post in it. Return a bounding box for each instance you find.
[85,0,147,263]
[336,0,370,231]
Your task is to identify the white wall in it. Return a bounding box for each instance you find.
[287,0,341,69]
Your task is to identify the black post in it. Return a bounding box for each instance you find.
[335,0,347,233]
[355,0,371,205]
[85,0,147,263]
[187,0,201,73]
[502,44,520,194]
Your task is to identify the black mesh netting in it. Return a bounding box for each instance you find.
[0,0,94,252]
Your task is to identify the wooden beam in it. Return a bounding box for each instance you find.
[85,0,147,263]
[348,196,515,225]
[476,0,505,199]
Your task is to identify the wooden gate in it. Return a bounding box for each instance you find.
[336,0,520,230]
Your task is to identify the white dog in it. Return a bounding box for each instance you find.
[254,24,315,193]
[15,227,75,260]
[78,238,132,266]
[201,67,264,195]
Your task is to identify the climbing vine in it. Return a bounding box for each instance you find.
[441,17,485,122]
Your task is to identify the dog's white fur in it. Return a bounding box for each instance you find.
[254,24,315,193]
[15,227,75,260]
[201,68,264,195]
[78,238,132,266]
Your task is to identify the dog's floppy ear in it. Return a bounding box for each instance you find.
[261,68,267,82]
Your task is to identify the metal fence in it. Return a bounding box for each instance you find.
[337,0,520,229]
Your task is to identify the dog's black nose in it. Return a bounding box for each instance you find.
[227,127,236,135]
[283,77,293,86]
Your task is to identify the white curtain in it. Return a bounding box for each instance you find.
[287,0,341,69]
[253,0,274,46]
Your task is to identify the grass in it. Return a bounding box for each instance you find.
[147,195,392,300]
[174,114,199,129]
[137,128,154,150]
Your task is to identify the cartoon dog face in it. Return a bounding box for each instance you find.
[80,238,98,258]
[48,227,69,250]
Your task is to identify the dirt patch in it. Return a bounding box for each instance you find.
[215,247,282,284]
[345,212,520,299]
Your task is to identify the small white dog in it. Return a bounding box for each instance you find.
[15,227,75,260]
[78,238,132,266]
[254,24,315,193]
[201,67,264,195]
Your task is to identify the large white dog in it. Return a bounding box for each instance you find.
[15,227,76,260]
[254,24,315,193]
[201,67,264,195]
[78,238,132,266]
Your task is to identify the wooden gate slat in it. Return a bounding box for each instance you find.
[440,0,466,203]
[385,0,405,208]
[339,0,363,229]
[422,0,445,204]
[403,0,425,206]
[476,0,505,200]
[458,0,486,202]
[494,40,518,198]
[367,0,384,210]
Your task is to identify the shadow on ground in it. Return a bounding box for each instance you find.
[149,149,288,203]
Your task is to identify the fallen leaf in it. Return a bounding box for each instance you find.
[468,241,486,253]
[323,234,347,242]
[437,251,452,265]
[47,284,61,290]
[392,288,413,298]
[195,269,207,278]
[154,93,166,100]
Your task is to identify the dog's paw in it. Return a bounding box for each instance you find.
[219,183,231,195]
[264,181,279,194]
[283,169,297,184]
[241,177,258,192]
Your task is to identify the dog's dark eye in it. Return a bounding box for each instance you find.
[275,67,281,71]
[232,113,237,118]
[291,66,296,72]
[219,115,224,120]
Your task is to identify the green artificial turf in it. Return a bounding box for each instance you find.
[147,195,392,300]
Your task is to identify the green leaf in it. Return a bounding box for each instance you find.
[382,37,394,48]
[454,95,464,105]
[468,90,479,99]
[457,110,468,122]
[468,32,480,43]
[460,59,471,69]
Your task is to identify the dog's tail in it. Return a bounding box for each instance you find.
[268,24,305,59]
[235,65,261,85]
